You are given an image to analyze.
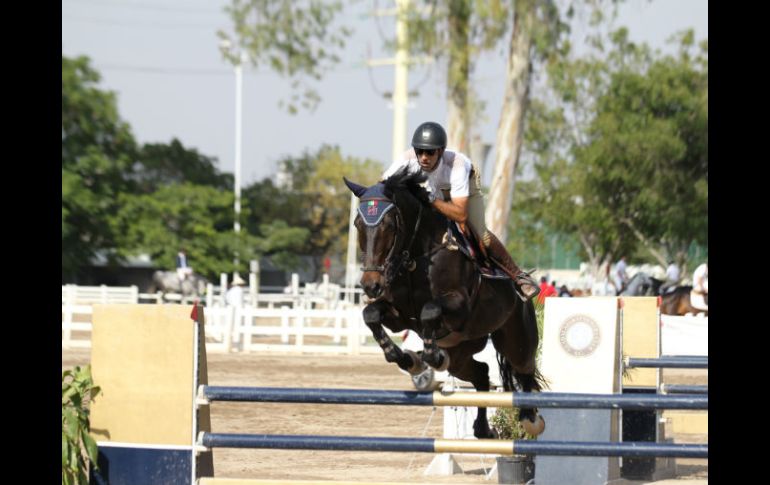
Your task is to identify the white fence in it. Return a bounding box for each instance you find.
[62,285,139,305]
[62,302,394,355]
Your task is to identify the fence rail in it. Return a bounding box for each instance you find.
[62,301,393,354]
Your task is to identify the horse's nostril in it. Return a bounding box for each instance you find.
[364,283,382,298]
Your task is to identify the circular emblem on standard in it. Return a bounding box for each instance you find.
[558,314,601,357]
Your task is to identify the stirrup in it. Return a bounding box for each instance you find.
[513,269,540,302]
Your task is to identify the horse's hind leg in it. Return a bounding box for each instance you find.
[362,302,424,374]
[491,306,546,436]
[445,339,494,439]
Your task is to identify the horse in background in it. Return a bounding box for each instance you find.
[149,270,209,298]
[344,168,545,439]
[619,272,663,297]
[660,285,708,316]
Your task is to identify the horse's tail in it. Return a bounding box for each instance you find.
[497,352,548,392]
[496,352,515,392]
[496,299,548,393]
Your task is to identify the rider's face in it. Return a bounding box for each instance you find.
[415,147,441,171]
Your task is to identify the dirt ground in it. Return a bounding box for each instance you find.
[62,348,707,484]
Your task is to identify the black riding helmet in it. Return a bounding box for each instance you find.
[411,121,447,150]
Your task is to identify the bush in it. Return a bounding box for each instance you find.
[62,365,101,485]
[490,407,538,440]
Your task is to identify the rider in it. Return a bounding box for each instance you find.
[692,262,708,295]
[614,256,629,293]
[381,121,540,301]
[176,249,193,282]
[659,260,681,294]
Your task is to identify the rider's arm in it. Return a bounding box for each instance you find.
[433,152,471,225]
[381,149,417,181]
[432,196,469,224]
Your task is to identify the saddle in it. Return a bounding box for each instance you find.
[445,222,508,280]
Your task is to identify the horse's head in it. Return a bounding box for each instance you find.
[344,167,429,299]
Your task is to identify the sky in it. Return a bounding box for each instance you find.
[62,0,708,187]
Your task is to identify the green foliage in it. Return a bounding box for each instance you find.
[130,138,233,193]
[62,366,101,485]
[62,55,138,279]
[243,145,382,278]
[517,27,708,272]
[491,407,536,440]
[109,183,260,279]
[220,0,352,113]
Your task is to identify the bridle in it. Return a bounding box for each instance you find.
[359,195,424,287]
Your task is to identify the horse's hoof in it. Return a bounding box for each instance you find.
[411,367,438,391]
[521,415,545,436]
[404,350,427,375]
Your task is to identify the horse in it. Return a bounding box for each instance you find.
[148,270,209,298]
[660,285,708,316]
[619,272,663,297]
[343,168,545,439]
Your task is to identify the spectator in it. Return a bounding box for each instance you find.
[537,277,557,305]
[558,284,572,297]
[225,273,246,307]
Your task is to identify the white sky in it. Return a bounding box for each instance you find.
[62,0,708,186]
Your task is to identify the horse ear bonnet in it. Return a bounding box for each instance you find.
[358,183,396,226]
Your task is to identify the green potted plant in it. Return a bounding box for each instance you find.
[491,407,536,485]
[62,365,101,485]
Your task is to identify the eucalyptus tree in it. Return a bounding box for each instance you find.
[404,0,510,152]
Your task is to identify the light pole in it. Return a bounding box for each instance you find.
[221,40,248,274]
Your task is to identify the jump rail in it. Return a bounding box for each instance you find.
[660,384,708,395]
[198,386,708,410]
[197,433,708,458]
[625,356,708,369]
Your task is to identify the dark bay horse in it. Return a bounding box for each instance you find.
[344,169,545,438]
[660,286,708,316]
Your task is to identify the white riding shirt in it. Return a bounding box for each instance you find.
[382,148,472,201]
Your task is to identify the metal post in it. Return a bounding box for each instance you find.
[391,0,410,162]
[233,50,246,270]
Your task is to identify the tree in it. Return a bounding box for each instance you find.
[220,0,352,113]
[578,30,708,271]
[242,145,382,279]
[62,55,137,280]
[129,138,232,193]
[404,0,510,151]
[109,183,259,280]
[516,28,708,277]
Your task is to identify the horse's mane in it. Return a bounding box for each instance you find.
[382,166,431,206]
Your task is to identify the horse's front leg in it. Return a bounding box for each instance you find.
[362,303,425,374]
[419,301,450,371]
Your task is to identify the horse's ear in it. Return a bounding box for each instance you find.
[343,177,367,198]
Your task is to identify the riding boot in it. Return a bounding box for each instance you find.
[484,233,540,302]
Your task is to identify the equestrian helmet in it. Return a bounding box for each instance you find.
[411,122,447,150]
